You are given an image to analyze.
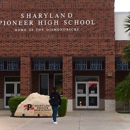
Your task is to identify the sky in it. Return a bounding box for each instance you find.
[115,0,130,12]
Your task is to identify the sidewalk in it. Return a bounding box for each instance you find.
[0,110,130,130]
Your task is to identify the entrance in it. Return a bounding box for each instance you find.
[4,82,20,108]
[76,81,99,108]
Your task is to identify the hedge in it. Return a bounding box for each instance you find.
[8,96,27,116]
[58,97,68,117]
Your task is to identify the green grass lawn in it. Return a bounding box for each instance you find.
[118,111,130,114]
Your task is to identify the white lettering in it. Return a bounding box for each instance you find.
[49,13,53,18]
[26,13,31,18]
[32,14,37,18]
[53,20,59,25]
[74,20,79,25]
[43,13,48,18]
[55,14,59,18]
[63,20,95,25]
[38,20,43,25]
[68,13,73,18]
[12,21,17,25]
[6,21,11,25]
[64,20,67,25]
[86,20,90,25]
[48,20,52,25]
[19,20,22,26]
[29,20,33,25]
[21,13,24,18]
[68,20,73,25]
[80,20,85,25]
[61,13,65,18]
[91,20,95,25]
[0,21,3,25]
[24,20,28,25]
[38,13,42,18]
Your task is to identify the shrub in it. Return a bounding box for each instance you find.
[8,96,26,115]
[115,73,130,103]
[58,97,68,117]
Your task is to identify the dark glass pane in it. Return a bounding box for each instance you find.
[5,77,20,82]
[88,83,97,94]
[76,76,98,82]
[77,97,86,106]
[17,84,20,93]
[89,97,97,106]
[77,84,86,94]
[6,97,12,106]
[40,75,48,95]
[6,84,14,93]
[55,75,63,95]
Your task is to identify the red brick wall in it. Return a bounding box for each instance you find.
[20,57,32,95]
[115,41,130,57]
[0,0,116,99]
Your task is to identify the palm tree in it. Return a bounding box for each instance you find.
[124,12,130,36]
[115,12,130,112]
[122,43,130,62]
[122,12,130,62]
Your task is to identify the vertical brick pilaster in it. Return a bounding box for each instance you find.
[105,55,115,99]
[20,57,32,96]
[63,55,73,99]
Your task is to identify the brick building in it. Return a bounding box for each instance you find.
[0,0,129,111]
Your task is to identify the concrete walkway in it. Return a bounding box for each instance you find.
[0,110,130,130]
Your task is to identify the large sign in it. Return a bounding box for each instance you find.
[0,13,95,32]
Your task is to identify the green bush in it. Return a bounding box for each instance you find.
[58,97,68,117]
[8,96,26,115]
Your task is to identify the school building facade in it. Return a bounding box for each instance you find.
[0,0,129,111]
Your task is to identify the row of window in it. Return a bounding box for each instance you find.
[0,58,129,71]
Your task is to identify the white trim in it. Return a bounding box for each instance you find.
[4,82,20,108]
[76,82,87,108]
[87,81,99,108]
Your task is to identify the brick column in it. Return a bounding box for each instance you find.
[105,55,115,111]
[62,55,73,111]
[20,57,32,96]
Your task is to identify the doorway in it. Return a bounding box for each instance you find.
[4,82,20,108]
[76,81,99,108]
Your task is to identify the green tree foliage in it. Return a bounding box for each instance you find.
[115,73,130,103]
[124,12,130,36]
[122,43,130,62]
[122,13,130,62]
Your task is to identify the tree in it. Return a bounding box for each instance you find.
[115,11,130,112]
[124,12,130,36]
[123,12,130,62]
[122,43,130,62]
[115,73,130,111]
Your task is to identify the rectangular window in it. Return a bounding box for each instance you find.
[39,74,49,95]
[54,74,63,95]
